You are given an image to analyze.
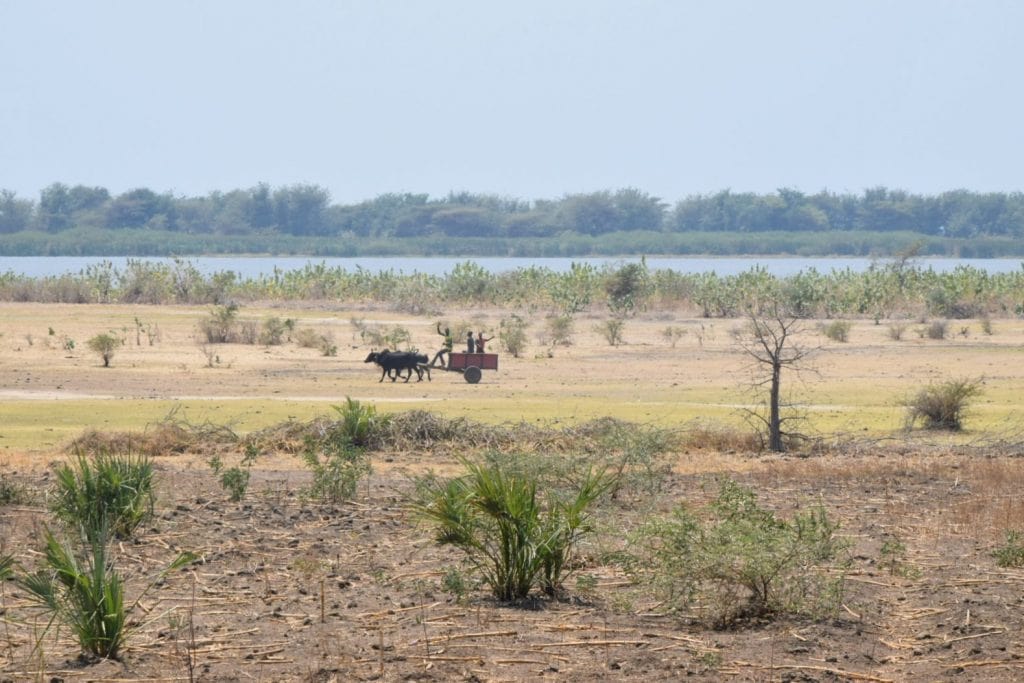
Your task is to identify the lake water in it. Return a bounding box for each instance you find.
[3,255,1023,279]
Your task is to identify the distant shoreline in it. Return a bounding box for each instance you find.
[3,228,1024,260]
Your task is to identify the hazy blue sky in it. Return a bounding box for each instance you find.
[2,1,1022,204]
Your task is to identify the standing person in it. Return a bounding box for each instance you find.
[431,323,453,367]
[466,331,476,353]
[476,331,493,353]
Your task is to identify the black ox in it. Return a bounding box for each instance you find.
[364,350,430,382]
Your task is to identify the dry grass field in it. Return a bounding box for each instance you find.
[3,301,1024,681]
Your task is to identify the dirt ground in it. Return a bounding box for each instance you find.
[3,302,1024,681]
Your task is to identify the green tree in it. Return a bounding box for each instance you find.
[38,182,74,232]
[605,260,650,317]
[0,189,33,233]
[274,184,331,235]
[106,188,176,229]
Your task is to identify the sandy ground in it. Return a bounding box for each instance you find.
[2,302,1024,681]
[2,302,1024,449]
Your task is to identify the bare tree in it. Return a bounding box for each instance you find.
[735,306,815,452]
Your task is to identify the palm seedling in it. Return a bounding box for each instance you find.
[19,527,194,660]
[51,450,155,541]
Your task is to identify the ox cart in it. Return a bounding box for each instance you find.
[442,352,498,384]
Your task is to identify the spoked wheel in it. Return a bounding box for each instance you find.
[464,366,482,384]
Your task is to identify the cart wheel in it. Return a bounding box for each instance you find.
[464,366,482,384]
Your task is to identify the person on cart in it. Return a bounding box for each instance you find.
[431,323,453,367]
[476,331,493,353]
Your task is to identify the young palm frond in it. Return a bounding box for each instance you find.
[20,528,126,659]
[0,553,13,580]
[415,458,611,601]
[19,527,196,660]
[51,449,155,541]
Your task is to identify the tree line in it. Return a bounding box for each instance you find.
[2,183,1023,244]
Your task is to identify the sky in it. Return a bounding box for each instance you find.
[2,1,1023,205]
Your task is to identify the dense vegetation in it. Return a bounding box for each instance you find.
[3,256,1023,320]
[3,183,1024,256]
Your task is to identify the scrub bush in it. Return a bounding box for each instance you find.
[902,377,983,431]
[632,479,848,627]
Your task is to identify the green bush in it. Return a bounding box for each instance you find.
[902,377,983,431]
[198,303,239,343]
[51,451,155,541]
[300,420,372,503]
[209,443,259,502]
[414,458,611,601]
[86,332,122,367]
[633,479,847,627]
[499,315,528,358]
[259,316,287,345]
[993,530,1024,568]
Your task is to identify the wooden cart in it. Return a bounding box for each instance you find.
[443,352,499,383]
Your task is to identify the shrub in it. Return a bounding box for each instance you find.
[581,418,676,499]
[209,443,259,502]
[887,322,907,341]
[902,377,983,431]
[86,333,122,367]
[318,332,338,357]
[51,450,155,541]
[661,326,687,348]
[821,320,851,343]
[632,479,847,627]
[293,327,338,355]
[414,458,612,601]
[980,317,994,335]
[237,319,258,345]
[923,320,948,340]
[545,314,574,346]
[354,322,411,350]
[499,315,528,358]
[260,316,287,345]
[300,422,372,504]
[198,303,239,343]
[878,536,919,578]
[595,318,625,346]
[294,327,321,348]
[993,530,1024,568]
